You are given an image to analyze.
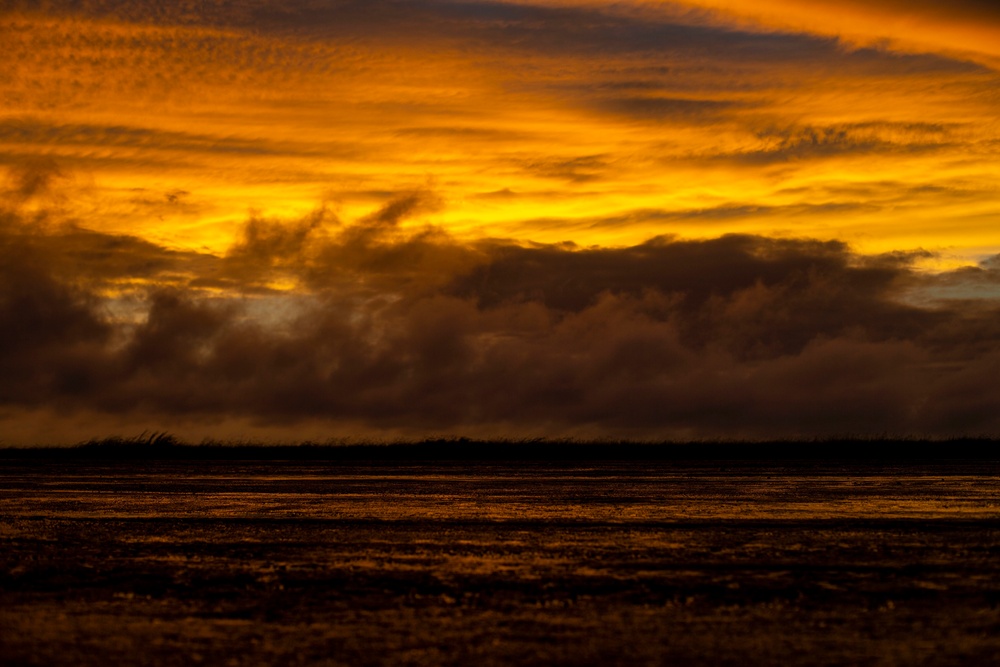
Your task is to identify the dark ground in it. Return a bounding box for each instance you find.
[2,447,999,665]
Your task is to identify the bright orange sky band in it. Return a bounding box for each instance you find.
[4,0,998,259]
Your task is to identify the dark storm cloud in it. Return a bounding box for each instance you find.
[517,155,611,183]
[3,157,65,203]
[592,97,744,124]
[575,202,877,230]
[51,227,219,288]
[0,118,299,158]
[243,0,986,75]
[8,181,1000,438]
[393,127,529,142]
[18,0,984,76]
[300,193,480,294]
[224,208,327,281]
[724,122,956,164]
[0,164,219,292]
[503,201,880,239]
[0,211,112,407]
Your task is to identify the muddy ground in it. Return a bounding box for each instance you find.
[1,460,999,665]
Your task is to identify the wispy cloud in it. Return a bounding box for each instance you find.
[677,0,1000,65]
[3,1,997,253]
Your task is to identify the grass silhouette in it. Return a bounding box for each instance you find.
[1,434,999,462]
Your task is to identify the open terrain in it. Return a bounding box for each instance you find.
[2,448,999,665]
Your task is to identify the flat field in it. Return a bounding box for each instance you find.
[2,457,999,665]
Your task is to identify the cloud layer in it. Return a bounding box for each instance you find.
[5,172,1000,442]
[4,2,1000,441]
[3,0,998,255]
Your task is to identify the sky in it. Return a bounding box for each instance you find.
[3,0,1000,443]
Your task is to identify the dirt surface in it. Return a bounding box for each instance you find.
[2,461,999,665]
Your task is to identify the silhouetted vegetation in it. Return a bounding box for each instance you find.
[1,434,999,462]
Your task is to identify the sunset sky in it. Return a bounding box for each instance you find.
[4,0,1000,443]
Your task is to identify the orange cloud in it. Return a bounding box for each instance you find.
[673,0,1000,65]
[4,2,999,258]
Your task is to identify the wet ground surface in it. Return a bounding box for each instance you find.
[2,460,1000,665]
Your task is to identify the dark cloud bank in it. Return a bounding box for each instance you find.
[5,168,1000,441]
